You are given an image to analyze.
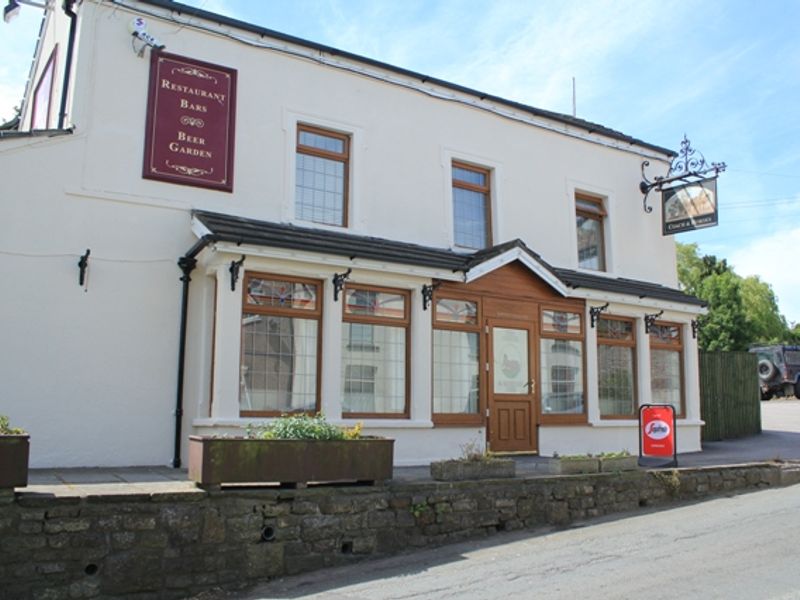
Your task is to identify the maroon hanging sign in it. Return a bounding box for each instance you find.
[143,51,237,192]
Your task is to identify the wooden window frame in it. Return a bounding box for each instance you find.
[296,123,351,227]
[538,304,587,425]
[431,293,485,426]
[452,161,492,250]
[342,283,410,419]
[649,320,685,418]
[575,193,606,272]
[239,272,323,418]
[597,315,638,420]
[31,46,57,130]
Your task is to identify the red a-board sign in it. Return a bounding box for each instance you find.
[639,404,677,467]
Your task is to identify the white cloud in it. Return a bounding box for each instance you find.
[728,226,800,326]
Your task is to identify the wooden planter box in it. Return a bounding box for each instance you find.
[430,458,515,481]
[599,455,638,472]
[188,435,394,488]
[0,435,29,489]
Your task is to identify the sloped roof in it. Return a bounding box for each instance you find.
[192,210,705,307]
[138,0,674,157]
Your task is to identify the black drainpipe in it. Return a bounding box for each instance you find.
[173,236,214,468]
[58,0,78,130]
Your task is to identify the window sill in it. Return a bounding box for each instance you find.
[193,418,434,429]
[589,419,704,428]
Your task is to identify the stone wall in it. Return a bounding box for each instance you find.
[1,463,799,599]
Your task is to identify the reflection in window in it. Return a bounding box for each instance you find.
[295,124,349,226]
[540,339,584,414]
[452,162,491,250]
[576,195,606,271]
[433,330,479,414]
[598,316,637,417]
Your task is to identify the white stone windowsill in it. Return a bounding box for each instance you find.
[589,419,704,428]
[192,418,434,430]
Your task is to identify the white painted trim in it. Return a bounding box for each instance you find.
[568,287,708,315]
[464,246,568,295]
[190,215,212,239]
[588,419,705,428]
[193,418,435,429]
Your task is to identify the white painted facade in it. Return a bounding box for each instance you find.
[1,0,704,468]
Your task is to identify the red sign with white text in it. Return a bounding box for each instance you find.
[143,51,237,192]
[640,405,675,457]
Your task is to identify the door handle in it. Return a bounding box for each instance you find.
[525,379,535,392]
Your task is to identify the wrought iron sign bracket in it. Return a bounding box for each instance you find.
[229,255,245,292]
[644,310,664,334]
[332,268,352,302]
[589,303,609,328]
[421,282,442,311]
[691,319,701,339]
[640,135,726,213]
[78,248,91,289]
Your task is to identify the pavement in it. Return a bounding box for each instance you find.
[19,399,800,498]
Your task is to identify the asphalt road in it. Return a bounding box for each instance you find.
[237,484,800,600]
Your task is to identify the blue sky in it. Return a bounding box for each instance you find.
[2,0,799,323]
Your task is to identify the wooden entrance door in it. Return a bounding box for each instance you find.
[487,318,537,453]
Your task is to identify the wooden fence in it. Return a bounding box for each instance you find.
[699,351,762,441]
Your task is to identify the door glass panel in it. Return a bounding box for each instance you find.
[492,327,529,395]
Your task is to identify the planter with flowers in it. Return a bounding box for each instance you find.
[0,415,29,490]
[188,414,394,489]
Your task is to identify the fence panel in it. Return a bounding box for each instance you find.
[699,351,761,441]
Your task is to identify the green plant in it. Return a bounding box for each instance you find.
[598,450,631,458]
[245,413,361,441]
[457,439,492,462]
[0,415,25,435]
[410,502,430,518]
[652,469,681,497]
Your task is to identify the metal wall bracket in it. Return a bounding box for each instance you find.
[332,268,352,302]
[229,255,245,292]
[589,303,609,328]
[421,282,442,311]
[691,319,701,339]
[640,135,726,213]
[78,248,91,288]
[644,310,664,333]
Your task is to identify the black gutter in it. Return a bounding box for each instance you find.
[134,0,676,158]
[172,235,215,468]
[58,0,78,130]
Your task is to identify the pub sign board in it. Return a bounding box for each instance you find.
[638,404,678,468]
[662,177,718,235]
[143,51,237,192]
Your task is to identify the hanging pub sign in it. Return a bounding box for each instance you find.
[143,51,237,192]
[638,404,678,468]
[639,135,726,236]
[662,177,718,235]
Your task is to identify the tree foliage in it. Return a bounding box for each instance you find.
[676,242,792,350]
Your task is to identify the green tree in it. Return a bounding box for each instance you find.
[676,242,791,350]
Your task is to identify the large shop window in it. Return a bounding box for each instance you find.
[342,285,409,417]
[239,274,321,417]
[576,194,606,271]
[540,307,585,422]
[597,316,637,418]
[433,296,482,424]
[649,322,684,417]
[452,162,492,250]
[295,124,350,227]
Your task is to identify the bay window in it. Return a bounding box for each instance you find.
[650,322,684,417]
[597,316,637,418]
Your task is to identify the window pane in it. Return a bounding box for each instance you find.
[540,339,584,414]
[240,315,318,413]
[542,310,581,335]
[651,349,681,413]
[597,318,634,342]
[452,166,486,187]
[649,324,681,345]
[577,214,605,270]
[433,330,479,414]
[342,323,406,413]
[598,345,636,416]
[492,327,529,395]
[453,187,488,249]
[246,278,317,311]
[576,198,604,216]
[299,130,345,154]
[344,289,406,320]
[295,153,345,226]
[435,299,477,325]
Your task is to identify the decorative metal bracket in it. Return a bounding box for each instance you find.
[644,310,664,333]
[640,135,726,213]
[589,303,609,328]
[228,255,245,292]
[332,268,352,302]
[421,282,442,311]
[78,249,91,288]
[691,319,701,339]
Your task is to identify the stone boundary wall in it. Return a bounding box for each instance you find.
[2,463,799,599]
